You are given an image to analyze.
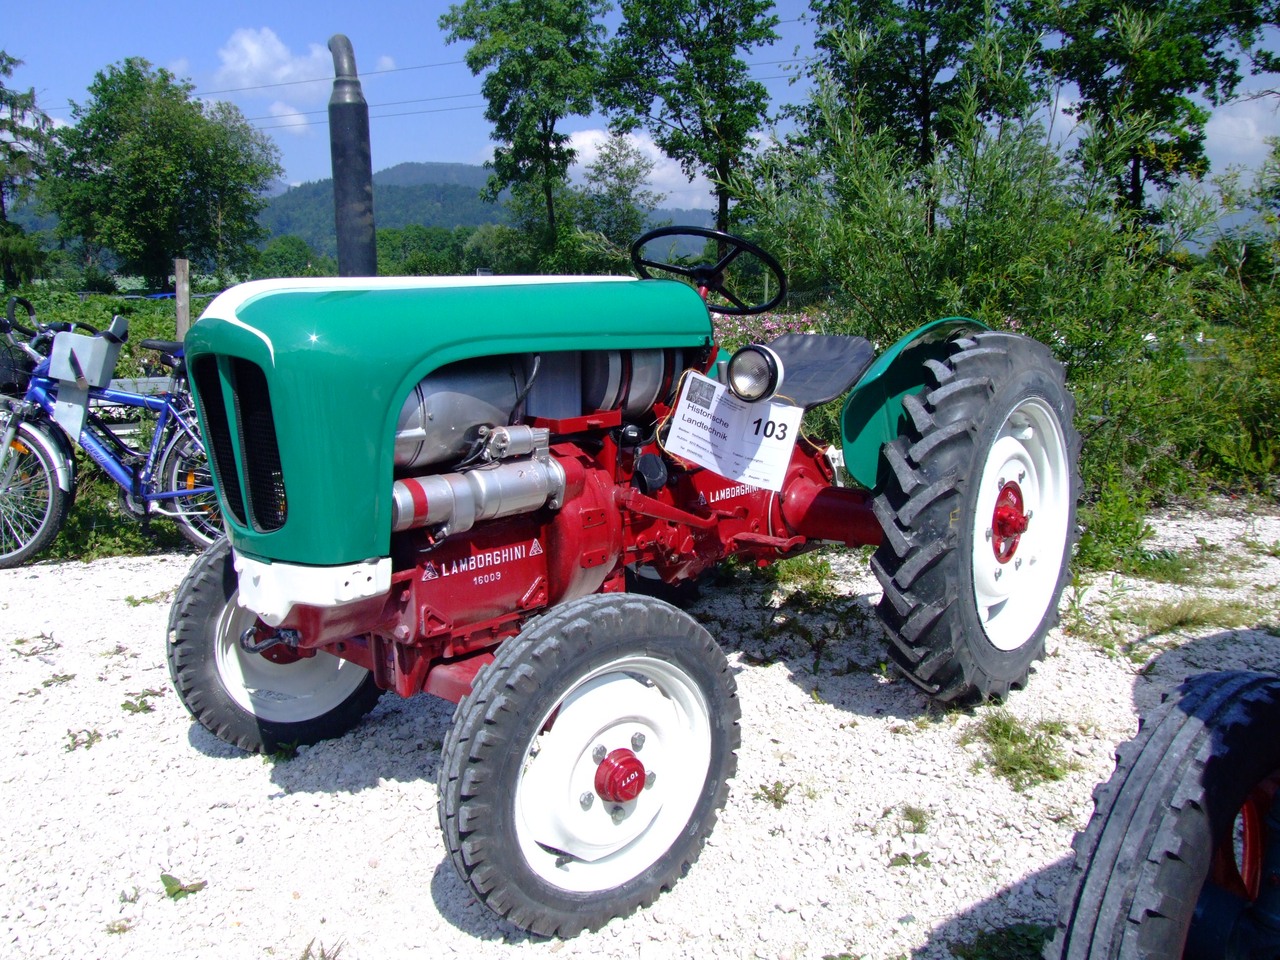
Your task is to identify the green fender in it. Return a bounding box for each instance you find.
[839,317,988,491]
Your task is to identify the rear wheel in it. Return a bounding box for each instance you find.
[872,331,1079,702]
[1047,671,1280,959]
[166,539,381,753]
[438,593,740,936]
[0,422,70,569]
[159,431,221,547]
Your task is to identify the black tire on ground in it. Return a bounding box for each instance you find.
[438,593,740,937]
[0,422,70,569]
[158,430,222,548]
[1046,671,1280,959]
[871,331,1080,702]
[166,538,382,753]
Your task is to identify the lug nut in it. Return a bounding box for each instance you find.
[611,805,626,824]
[592,744,607,764]
[580,792,594,810]
[645,771,657,789]
[631,733,646,752]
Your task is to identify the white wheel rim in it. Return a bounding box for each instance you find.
[970,397,1071,652]
[514,655,712,893]
[213,593,369,724]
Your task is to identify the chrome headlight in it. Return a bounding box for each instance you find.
[727,344,783,402]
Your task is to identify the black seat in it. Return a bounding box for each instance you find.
[765,334,875,409]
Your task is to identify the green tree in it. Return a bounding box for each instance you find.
[805,0,1044,167]
[440,0,608,245]
[1042,0,1274,210]
[579,132,666,247]
[42,58,281,289]
[604,0,778,233]
[254,235,334,279]
[0,51,52,288]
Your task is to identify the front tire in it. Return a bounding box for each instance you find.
[438,594,740,937]
[872,331,1080,702]
[166,539,382,753]
[0,422,70,569]
[1047,672,1280,959]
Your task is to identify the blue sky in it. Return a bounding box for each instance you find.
[7,0,1279,210]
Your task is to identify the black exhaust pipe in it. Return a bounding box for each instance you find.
[328,34,376,277]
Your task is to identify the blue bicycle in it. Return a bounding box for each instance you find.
[1,296,221,567]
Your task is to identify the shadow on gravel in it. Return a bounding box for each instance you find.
[691,575,938,723]
[897,626,1280,960]
[428,858,548,943]
[180,691,457,795]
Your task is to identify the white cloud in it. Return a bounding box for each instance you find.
[167,58,192,81]
[1206,97,1280,174]
[267,101,316,137]
[374,55,396,73]
[568,128,715,210]
[215,28,332,104]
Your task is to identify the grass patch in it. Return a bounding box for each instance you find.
[160,872,206,900]
[961,710,1075,791]
[950,923,1054,959]
[1124,597,1267,636]
[65,728,102,752]
[753,780,794,809]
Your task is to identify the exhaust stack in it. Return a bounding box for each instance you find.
[328,34,376,276]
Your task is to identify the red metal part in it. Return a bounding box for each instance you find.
[290,431,888,705]
[1209,770,1280,900]
[595,748,647,803]
[991,481,1029,563]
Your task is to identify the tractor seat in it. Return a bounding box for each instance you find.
[764,334,875,410]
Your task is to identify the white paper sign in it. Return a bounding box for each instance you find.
[665,371,804,492]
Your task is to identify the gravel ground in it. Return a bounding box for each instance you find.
[2,501,1278,960]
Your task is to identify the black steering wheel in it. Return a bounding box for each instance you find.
[630,226,787,316]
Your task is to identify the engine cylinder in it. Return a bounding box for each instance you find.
[394,357,525,469]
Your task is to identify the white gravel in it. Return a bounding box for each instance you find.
[2,501,1278,960]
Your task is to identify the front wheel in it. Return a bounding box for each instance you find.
[158,430,222,548]
[0,421,71,569]
[1047,672,1280,959]
[872,331,1080,702]
[438,594,740,937]
[166,539,382,753]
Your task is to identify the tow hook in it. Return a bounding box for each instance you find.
[239,624,301,655]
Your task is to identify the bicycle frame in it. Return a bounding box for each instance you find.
[18,357,213,509]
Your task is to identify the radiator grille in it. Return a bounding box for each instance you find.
[230,358,287,531]
[191,355,246,526]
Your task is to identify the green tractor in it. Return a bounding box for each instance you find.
[167,226,1079,936]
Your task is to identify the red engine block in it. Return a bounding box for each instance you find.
[272,432,880,702]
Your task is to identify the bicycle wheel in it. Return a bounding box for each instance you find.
[0,421,70,568]
[158,429,222,548]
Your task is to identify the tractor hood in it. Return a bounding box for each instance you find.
[185,275,713,566]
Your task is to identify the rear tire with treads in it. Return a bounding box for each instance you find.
[871,331,1080,702]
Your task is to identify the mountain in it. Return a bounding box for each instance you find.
[373,162,492,190]
[259,168,498,256]
[261,162,714,257]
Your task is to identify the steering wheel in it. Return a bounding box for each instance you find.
[630,226,787,316]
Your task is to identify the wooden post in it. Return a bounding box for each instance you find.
[175,258,191,339]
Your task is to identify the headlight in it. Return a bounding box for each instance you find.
[727,344,783,402]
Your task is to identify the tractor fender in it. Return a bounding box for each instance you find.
[838,317,987,491]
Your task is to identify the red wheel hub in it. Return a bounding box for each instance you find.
[595,748,647,803]
[992,481,1030,563]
